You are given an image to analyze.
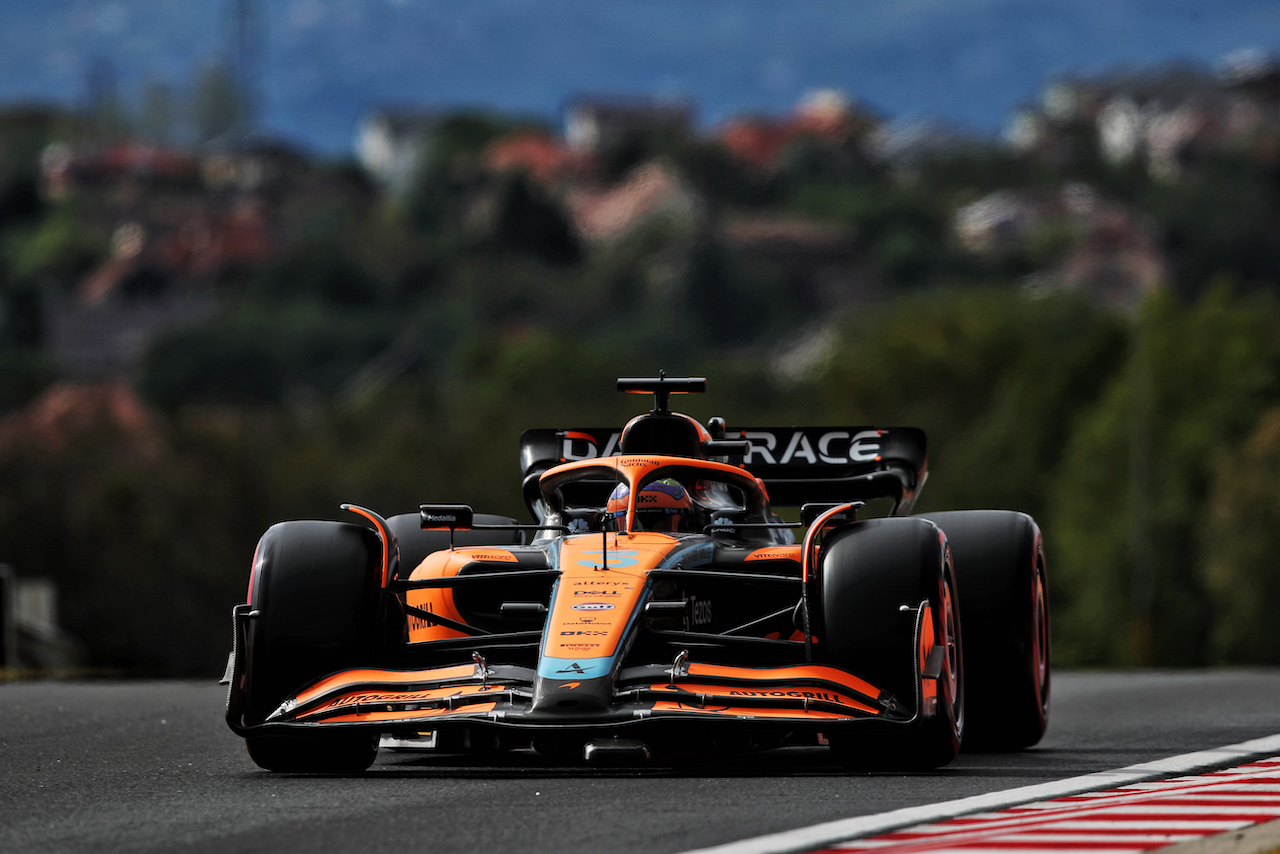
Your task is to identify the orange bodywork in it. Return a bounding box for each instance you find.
[232,450,935,739]
[544,532,675,659]
[406,548,522,642]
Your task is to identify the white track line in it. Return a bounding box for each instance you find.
[679,733,1280,854]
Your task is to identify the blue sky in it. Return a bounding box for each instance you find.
[2,0,1278,154]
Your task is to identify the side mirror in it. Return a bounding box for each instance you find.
[419,504,474,531]
[800,501,863,528]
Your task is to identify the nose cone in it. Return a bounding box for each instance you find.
[529,673,612,716]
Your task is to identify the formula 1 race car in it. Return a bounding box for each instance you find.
[224,376,1049,772]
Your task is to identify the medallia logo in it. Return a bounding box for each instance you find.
[572,602,615,611]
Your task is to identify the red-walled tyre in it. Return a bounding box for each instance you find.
[819,518,965,770]
[917,510,1049,751]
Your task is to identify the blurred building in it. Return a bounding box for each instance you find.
[721,214,870,311]
[564,95,695,152]
[355,109,440,195]
[566,161,701,241]
[1008,52,1280,180]
[954,184,1167,310]
[718,88,880,173]
[200,134,310,195]
[30,125,374,380]
[484,129,589,191]
[867,118,980,168]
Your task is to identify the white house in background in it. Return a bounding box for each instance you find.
[355,109,440,195]
[563,96,694,152]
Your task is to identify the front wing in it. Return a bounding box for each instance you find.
[225,603,940,740]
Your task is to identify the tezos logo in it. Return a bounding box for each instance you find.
[572,602,614,611]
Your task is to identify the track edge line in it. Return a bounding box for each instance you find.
[677,733,1280,854]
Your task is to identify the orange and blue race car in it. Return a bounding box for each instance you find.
[224,376,1050,772]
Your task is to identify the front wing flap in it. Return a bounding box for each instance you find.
[229,662,928,741]
[226,602,937,738]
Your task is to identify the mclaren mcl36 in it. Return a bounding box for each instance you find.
[224,376,1049,772]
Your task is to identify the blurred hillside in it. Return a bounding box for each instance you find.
[4,54,1280,675]
[3,0,1278,153]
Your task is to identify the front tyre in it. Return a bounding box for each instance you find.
[242,520,384,772]
[819,518,964,770]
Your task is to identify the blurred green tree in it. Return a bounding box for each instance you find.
[1200,406,1280,664]
[813,287,1126,523]
[1048,286,1280,665]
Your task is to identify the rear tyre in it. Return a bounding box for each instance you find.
[243,520,384,772]
[917,511,1049,751]
[819,518,964,770]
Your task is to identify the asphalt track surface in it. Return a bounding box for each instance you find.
[2,671,1279,854]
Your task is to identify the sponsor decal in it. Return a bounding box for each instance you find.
[575,550,640,569]
[848,429,884,463]
[314,685,505,712]
[560,431,621,461]
[423,513,458,524]
[742,432,777,464]
[689,597,713,627]
[573,589,622,596]
[728,689,843,702]
[469,552,516,562]
[560,630,610,637]
[746,548,800,562]
[780,431,817,464]
[557,427,893,467]
[741,429,884,466]
[572,602,614,611]
[540,656,611,680]
[682,543,714,566]
[709,516,737,535]
[618,458,655,468]
[571,579,630,587]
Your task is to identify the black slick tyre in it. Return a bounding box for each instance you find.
[243,520,383,772]
[917,510,1049,751]
[819,518,964,770]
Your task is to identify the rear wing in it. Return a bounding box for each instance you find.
[518,426,927,515]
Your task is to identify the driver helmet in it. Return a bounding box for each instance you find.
[606,478,693,533]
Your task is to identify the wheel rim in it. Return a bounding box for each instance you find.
[941,571,962,737]
[1032,565,1049,705]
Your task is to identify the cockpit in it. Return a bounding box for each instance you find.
[535,455,782,540]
